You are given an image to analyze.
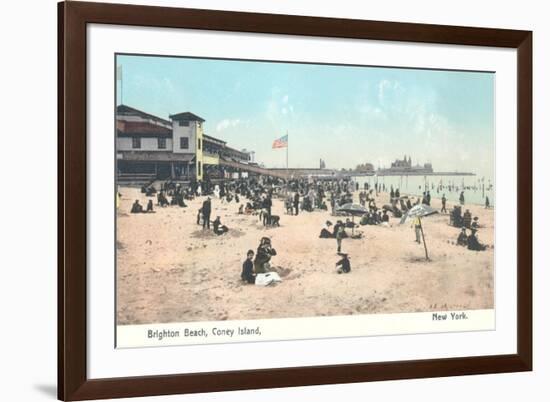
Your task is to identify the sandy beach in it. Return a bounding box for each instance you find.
[116,186,494,325]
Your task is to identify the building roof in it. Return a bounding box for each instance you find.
[116,105,171,126]
[117,121,172,137]
[203,134,227,145]
[223,144,250,158]
[169,112,205,122]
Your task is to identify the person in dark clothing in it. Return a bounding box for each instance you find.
[264,195,272,217]
[485,196,490,209]
[196,208,202,225]
[157,191,169,207]
[459,191,465,205]
[441,194,447,213]
[450,205,463,227]
[467,229,487,251]
[336,224,346,253]
[319,221,333,238]
[456,227,468,246]
[241,250,256,284]
[382,210,390,222]
[395,188,400,198]
[463,209,472,229]
[336,253,351,274]
[421,192,428,205]
[213,216,229,235]
[293,192,300,216]
[202,197,211,229]
[254,237,277,273]
[146,199,154,213]
[130,200,143,213]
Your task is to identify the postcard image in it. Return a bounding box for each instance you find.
[114,54,495,347]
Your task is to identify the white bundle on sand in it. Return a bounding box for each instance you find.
[255,272,282,286]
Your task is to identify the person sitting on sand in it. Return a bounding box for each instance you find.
[130,200,143,213]
[336,253,351,274]
[213,216,229,235]
[157,191,169,207]
[456,227,468,246]
[146,199,154,213]
[241,250,256,284]
[319,220,333,238]
[382,210,390,223]
[238,204,244,214]
[254,237,277,273]
[471,216,480,230]
[467,228,487,251]
[176,193,187,207]
[345,218,357,229]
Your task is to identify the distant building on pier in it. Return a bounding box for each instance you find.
[379,155,433,174]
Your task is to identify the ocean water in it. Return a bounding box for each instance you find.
[351,175,494,206]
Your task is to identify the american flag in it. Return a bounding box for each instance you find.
[272,134,288,149]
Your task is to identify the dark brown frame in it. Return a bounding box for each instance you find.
[58,1,532,400]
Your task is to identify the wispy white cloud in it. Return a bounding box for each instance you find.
[265,90,294,122]
[216,118,241,132]
[378,79,404,105]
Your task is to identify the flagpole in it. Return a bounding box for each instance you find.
[121,66,123,105]
[286,130,289,172]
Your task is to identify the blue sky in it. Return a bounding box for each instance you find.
[116,54,495,178]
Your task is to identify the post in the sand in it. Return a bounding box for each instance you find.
[418,217,429,260]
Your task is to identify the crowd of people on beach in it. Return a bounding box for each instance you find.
[123,172,492,286]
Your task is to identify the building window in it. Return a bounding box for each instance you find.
[198,138,201,150]
[158,137,166,149]
[179,120,190,127]
[132,137,141,149]
[180,137,189,149]
[198,161,202,176]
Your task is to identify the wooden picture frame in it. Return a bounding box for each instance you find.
[58,1,532,400]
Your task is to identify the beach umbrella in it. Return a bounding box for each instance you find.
[399,204,439,260]
[336,203,368,236]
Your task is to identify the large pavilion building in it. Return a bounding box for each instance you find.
[116,105,252,182]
